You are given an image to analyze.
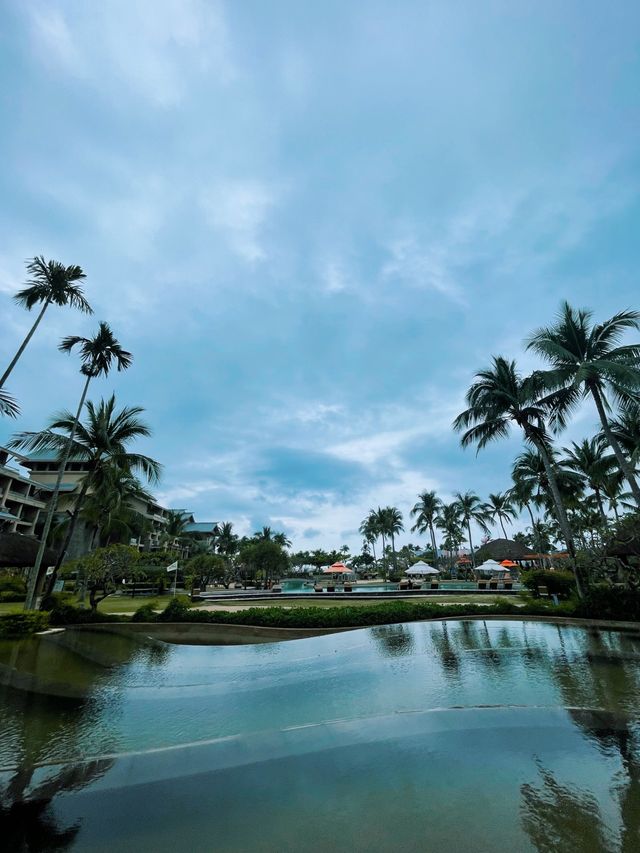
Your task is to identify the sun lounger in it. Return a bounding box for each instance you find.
[478,580,487,590]
[343,583,352,592]
[430,582,439,590]
[271,585,282,593]
[504,581,513,591]
[489,580,498,590]
[327,584,335,592]
[538,585,550,599]
[314,585,323,593]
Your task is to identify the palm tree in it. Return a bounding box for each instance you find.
[0,388,19,418]
[80,466,154,549]
[435,502,463,567]
[527,302,640,506]
[163,510,189,551]
[10,395,161,574]
[410,490,442,565]
[454,491,488,568]
[0,257,92,390]
[273,531,292,548]
[216,522,238,558]
[372,508,389,573]
[562,436,616,522]
[511,448,584,518]
[484,492,516,539]
[254,526,273,540]
[381,506,403,572]
[452,356,583,595]
[607,402,640,467]
[359,515,379,567]
[22,322,132,609]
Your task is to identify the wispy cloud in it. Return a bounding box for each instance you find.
[201,180,278,264]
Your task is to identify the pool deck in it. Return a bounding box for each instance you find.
[194,587,521,603]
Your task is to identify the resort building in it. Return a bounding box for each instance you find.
[0,448,215,563]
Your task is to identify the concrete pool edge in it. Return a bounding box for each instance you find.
[62,614,640,644]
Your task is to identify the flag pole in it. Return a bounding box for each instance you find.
[173,561,178,597]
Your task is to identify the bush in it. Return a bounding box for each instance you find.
[132,601,160,622]
[157,596,191,622]
[0,573,27,596]
[0,591,26,603]
[40,591,76,611]
[0,612,49,638]
[48,603,125,626]
[520,569,576,599]
[576,586,640,622]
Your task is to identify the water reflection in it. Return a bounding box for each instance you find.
[1,621,640,851]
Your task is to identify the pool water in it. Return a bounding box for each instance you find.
[1,620,640,851]
[281,580,507,593]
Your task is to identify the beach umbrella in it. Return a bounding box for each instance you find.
[406,562,439,576]
[475,559,504,574]
[322,562,354,574]
[500,559,518,568]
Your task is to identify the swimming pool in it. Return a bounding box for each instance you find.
[281,580,514,593]
[2,619,639,850]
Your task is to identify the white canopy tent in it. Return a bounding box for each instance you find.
[406,561,440,577]
[475,559,505,574]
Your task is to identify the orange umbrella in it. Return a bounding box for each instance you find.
[500,560,518,567]
[322,562,353,574]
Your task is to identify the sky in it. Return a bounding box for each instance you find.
[1,0,639,552]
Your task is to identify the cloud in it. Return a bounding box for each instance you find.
[201,180,278,263]
[26,0,234,105]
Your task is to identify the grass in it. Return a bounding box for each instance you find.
[0,601,24,615]
[97,594,183,614]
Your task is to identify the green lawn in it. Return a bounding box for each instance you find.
[97,594,184,614]
[0,601,24,615]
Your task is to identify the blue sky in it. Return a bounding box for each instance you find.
[1,0,639,551]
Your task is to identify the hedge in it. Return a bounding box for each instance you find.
[0,612,49,638]
[520,569,576,598]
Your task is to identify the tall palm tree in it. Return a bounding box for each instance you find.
[22,322,132,609]
[483,492,516,539]
[380,506,403,572]
[254,526,273,540]
[10,395,161,574]
[273,531,292,548]
[359,515,379,567]
[0,257,92,390]
[410,490,441,565]
[435,502,463,566]
[607,402,640,468]
[163,509,189,548]
[454,491,488,568]
[452,356,583,595]
[562,436,616,522]
[509,474,546,563]
[80,466,154,549]
[216,522,238,558]
[0,388,19,418]
[372,508,389,573]
[527,302,640,506]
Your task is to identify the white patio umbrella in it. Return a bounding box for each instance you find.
[475,559,504,574]
[406,562,440,576]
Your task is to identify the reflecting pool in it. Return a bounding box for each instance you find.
[2,620,640,851]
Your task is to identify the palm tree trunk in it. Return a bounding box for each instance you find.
[25,372,92,610]
[0,300,51,388]
[530,433,584,598]
[390,532,397,573]
[499,518,508,539]
[380,533,387,576]
[591,384,640,507]
[429,523,438,566]
[467,521,475,568]
[593,487,607,523]
[525,503,544,563]
[50,472,93,580]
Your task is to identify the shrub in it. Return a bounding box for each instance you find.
[0,612,49,638]
[520,569,576,599]
[0,591,26,603]
[48,603,125,626]
[575,586,640,622]
[132,602,160,622]
[0,573,27,596]
[40,591,76,611]
[157,596,191,622]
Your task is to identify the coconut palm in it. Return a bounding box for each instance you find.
[254,526,273,540]
[273,531,292,548]
[561,436,617,522]
[435,502,463,566]
[527,302,640,506]
[454,491,488,568]
[371,508,389,573]
[216,522,238,558]
[453,356,583,594]
[80,466,154,549]
[10,395,161,575]
[483,492,517,539]
[21,323,132,609]
[0,257,92,390]
[0,388,19,418]
[375,506,403,573]
[410,490,442,565]
[607,402,640,468]
[359,514,379,567]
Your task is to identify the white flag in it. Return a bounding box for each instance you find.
[166,561,178,572]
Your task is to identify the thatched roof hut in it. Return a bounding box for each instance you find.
[0,532,57,568]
